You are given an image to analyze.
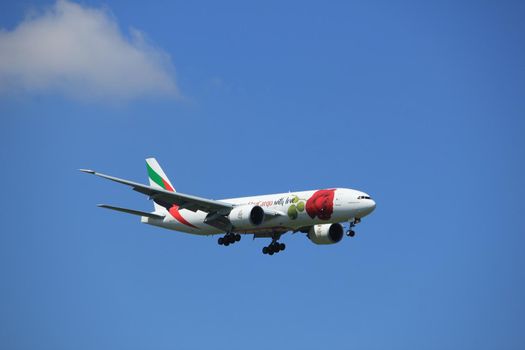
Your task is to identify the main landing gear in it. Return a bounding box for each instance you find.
[218,233,241,246]
[346,218,361,237]
[262,239,285,256]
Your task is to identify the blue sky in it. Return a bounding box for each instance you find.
[1,1,524,349]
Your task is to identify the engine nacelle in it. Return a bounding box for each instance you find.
[307,223,344,245]
[228,205,265,229]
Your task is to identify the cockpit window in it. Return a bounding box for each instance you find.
[358,195,372,200]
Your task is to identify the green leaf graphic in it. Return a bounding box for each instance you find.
[288,205,298,219]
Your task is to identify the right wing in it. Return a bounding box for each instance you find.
[80,169,234,214]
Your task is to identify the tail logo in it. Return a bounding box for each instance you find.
[147,163,174,191]
[147,161,199,229]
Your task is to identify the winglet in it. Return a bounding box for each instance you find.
[79,169,96,174]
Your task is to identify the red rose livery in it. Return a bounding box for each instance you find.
[305,189,336,220]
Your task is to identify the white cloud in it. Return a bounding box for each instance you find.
[0,0,179,100]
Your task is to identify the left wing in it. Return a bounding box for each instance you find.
[80,169,234,214]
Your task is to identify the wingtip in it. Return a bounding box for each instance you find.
[79,169,96,174]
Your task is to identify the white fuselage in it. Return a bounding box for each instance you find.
[142,188,376,236]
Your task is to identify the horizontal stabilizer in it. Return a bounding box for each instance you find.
[97,204,164,219]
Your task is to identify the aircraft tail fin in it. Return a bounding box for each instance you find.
[146,157,175,213]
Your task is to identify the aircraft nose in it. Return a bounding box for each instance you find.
[360,199,376,216]
[369,199,376,213]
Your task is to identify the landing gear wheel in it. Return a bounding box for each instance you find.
[262,236,286,255]
[346,230,355,237]
[219,233,241,247]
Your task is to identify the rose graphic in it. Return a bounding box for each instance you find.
[305,189,336,220]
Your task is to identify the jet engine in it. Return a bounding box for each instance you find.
[307,223,344,245]
[228,205,265,229]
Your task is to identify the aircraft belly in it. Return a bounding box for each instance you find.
[145,200,355,236]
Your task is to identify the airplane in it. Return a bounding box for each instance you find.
[81,158,376,255]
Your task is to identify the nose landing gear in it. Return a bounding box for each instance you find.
[346,218,361,237]
[218,233,241,246]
